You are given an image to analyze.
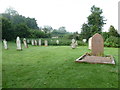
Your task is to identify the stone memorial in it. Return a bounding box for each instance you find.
[71,39,76,49]
[23,38,28,48]
[44,40,48,46]
[38,39,41,46]
[88,37,92,49]
[56,40,59,45]
[91,33,104,56]
[35,40,37,46]
[72,39,75,43]
[16,36,22,50]
[75,33,115,64]
[3,39,8,49]
[83,39,86,42]
[75,41,78,46]
[31,39,34,45]
[27,39,29,43]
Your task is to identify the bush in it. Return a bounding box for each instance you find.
[104,36,120,48]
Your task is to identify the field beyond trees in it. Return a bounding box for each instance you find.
[2,42,118,88]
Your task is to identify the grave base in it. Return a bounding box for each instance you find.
[75,53,115,64]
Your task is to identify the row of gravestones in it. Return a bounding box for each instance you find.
[3,33,103,56]
[3,37,91,50]
[3,36,60,50]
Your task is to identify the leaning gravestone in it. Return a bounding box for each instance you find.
[16,36,22,50]
[88,37,92,49]
[44,40,48,46]
[34,40,37,46]
[3,39,8,49]
[91,33,104,56]
[31,39,34,45]
[38,39,41,46]
[23,38,28,48]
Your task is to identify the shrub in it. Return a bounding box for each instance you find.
[104,36,120,48]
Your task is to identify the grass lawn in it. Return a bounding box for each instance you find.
[2,42,118,88]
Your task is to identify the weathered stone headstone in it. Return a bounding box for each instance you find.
[91,33,104,56]
[72,39,75,43]
[31,39,34,45]
[38,39,41,46]
[44,40,48,46]
[56,40,59,45]
[75,41,78,46]
[83,39,86,42]
[71,39,76,49]
[23,38,28,48]
[88,37,92,49]
[34,40,37,46]
[3,39,8,49]
[16,36,22,50]
[27,39,29,43]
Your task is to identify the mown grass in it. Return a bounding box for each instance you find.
[2,42,118,88]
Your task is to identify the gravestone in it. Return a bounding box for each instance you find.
[3,39,8,49]
[23,38,28,48]
[72,39,75,43]
[44,40,48,46]
[91,33,104,56]
[56,40,59,45]
[27,39,29,43]
[34,40,37,46]
[31,39,34,45]
[16,36,22,50]
[71,39,76,49]
[83,39,86,42]
[38,39,41,46]
[88,37,92,49]
[75,41,78,46]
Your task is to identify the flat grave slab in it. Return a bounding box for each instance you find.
[75,53,115,64]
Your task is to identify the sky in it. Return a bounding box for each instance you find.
[0,0,119,33]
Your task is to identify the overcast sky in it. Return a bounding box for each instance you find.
[0,0,119,33]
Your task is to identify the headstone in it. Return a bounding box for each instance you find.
[38,39,41,46]
[16,36,22,50]
[72,39,75,43]
[83,39,87,42]
[3,39,8,49]
[31,39,34,45]
[23,38,28,48]
[44,40,48,46]
[27,39,29,43]
[71,39,76,49]
[88,37,92,49]
[34,40,37,46]
[91,33,104,56]
[56,40,59,45]
[75,41,78,46]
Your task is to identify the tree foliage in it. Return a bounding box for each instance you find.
[80,5,106,40]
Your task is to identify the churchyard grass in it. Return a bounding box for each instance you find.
[2,42,118,88]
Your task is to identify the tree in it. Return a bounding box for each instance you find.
[80,23,91,40]
[42,25,53,33]
[5,7,18,16]
[2,17,15,40]
[81,5,106,39]
[108,25,120,37]
[14,23,30,38]
[87,5,106,35]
